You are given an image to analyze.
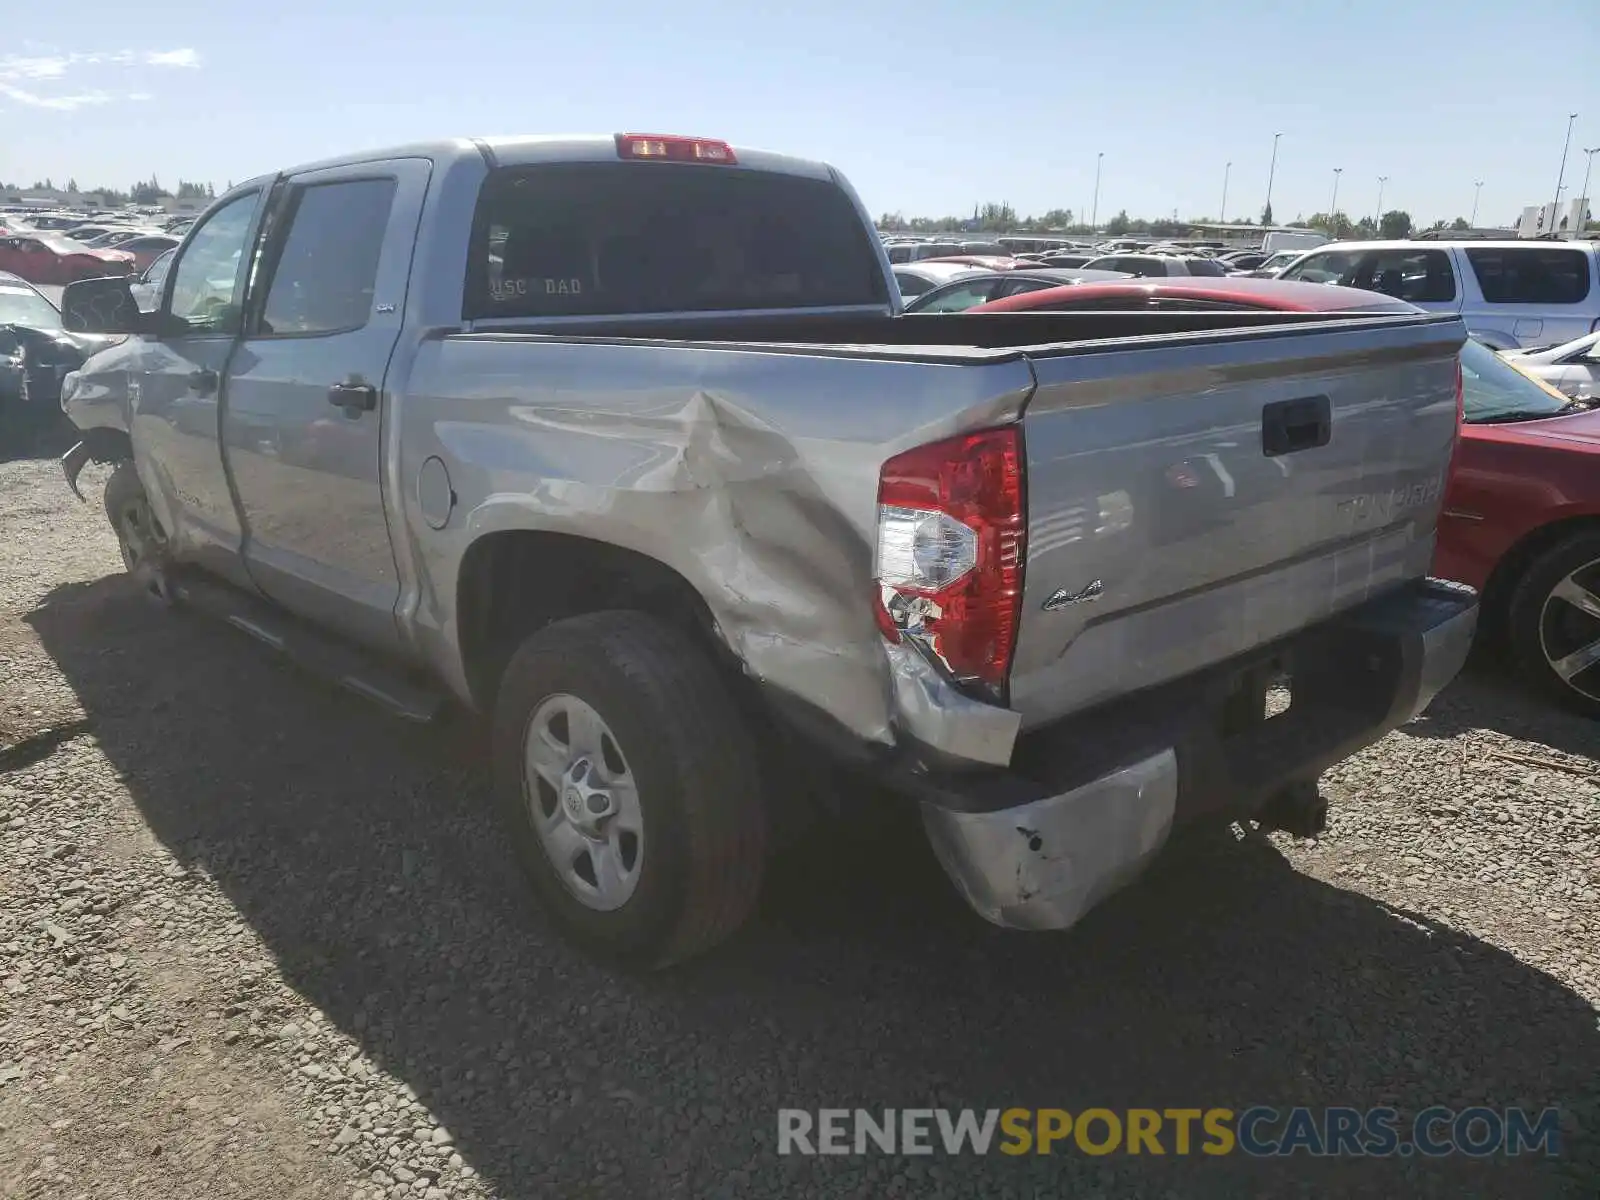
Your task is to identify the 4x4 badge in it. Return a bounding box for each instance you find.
[1043,580,1104,610]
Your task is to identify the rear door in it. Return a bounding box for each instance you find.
[1460,244,1597,347]
[1009,314,1467,728]
[221,159,431,653]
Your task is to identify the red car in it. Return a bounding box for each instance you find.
[970,276,1419,314]
[0,232,135,284]
[1435,339,1600,716]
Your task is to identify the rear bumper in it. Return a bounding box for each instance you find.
[914,577,1477,931]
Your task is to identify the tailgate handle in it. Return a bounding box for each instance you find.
[1262,395,1331,457]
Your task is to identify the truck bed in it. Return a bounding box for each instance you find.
[412,307,1465,742]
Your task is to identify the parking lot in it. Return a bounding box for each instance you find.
[0,452,1597,1198]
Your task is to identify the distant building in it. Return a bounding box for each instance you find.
[0,186,117,209]
[1517,198,1591,240]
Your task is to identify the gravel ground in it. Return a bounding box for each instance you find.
[0,451,1596,1199]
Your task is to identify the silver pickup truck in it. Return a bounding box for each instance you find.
[54,132,1477,968]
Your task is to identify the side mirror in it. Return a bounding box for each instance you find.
[60,276,148,335]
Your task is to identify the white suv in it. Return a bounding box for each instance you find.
[1276,239,1600,350]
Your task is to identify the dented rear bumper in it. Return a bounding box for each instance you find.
[915,578,1477,931]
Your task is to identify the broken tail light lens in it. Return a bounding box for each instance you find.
[874,426,1025,702]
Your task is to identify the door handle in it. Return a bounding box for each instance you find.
[188,368,218,396]
[1261,395,1331,457]
[327,382,377,412]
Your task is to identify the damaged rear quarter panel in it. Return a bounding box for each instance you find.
[395,334,1036,748]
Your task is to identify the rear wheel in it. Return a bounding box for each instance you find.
[491,611,767,968]
[1507,530,1600,719]
[103,463,173,605]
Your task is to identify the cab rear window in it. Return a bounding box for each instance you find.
[463,162,888,319]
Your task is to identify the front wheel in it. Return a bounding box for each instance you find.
[491,611,768,968]
[1507,530,1600,719]
[103,462,173,605]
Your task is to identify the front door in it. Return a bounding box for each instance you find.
[126,187,268,588]
[221,160,430,654]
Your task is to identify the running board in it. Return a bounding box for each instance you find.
[169,573,447,723]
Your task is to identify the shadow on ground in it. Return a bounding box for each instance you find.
[1407,645,1600,764]
[24,576,1600,1199]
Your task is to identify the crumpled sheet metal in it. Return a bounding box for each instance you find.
[404,335,1037,762]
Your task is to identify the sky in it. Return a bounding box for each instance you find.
[2,0,1597,227]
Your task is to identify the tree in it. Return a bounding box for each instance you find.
[1378,209,1412,239]
[1104,209,1132,236]
[64,177,79,193]
[975,201,1017,232]
[1450,216,1471,231]
[130,175,166,205]
[1260,202,1274,226]
[1038,208,1074,230]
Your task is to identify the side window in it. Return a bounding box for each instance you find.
[1465,247,1591,305]
[166,192,262,334]
[1184,258,1226,277]
[917,282,998,312]
[1351,250,1456,303]
[146,250,175,288]
[1280,250,1358,285]
[894,271,931,296]
[257,178,396,337]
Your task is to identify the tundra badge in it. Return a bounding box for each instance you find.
[1043,580,1104,610]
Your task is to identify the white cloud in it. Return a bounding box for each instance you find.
[0,47,200,110]
[145,48,200,68]
[0,55,72,79]
[0,82,113,111]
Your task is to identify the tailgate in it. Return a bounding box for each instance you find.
[1009,313,1466,729]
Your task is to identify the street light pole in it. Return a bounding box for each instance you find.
[1264,132,1282,222]
[1220,161,1231,224]
[1552,112,1578,227]
[1470,180,1483,227]
[1374,175,1388,233]
[1579,149,1600,233]
[1329,167,1342,235]
[1090,151,1103,232]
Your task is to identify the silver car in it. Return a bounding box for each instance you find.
[1501,330,1600,400]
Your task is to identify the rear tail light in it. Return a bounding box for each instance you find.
[614,133,737,164]
[873,426,1025,702]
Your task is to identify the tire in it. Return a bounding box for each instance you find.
[103,462,173,605]
[491,611,768,969]
[1506,530,1600,719]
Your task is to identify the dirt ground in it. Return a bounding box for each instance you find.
[0,453,1596,1199]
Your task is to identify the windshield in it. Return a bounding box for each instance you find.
[1461,339,1575,423]
[0,282,62,328]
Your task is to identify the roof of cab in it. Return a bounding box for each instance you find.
[259,134,838,185]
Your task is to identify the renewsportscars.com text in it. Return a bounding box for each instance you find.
[776,1106,1562,1158]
